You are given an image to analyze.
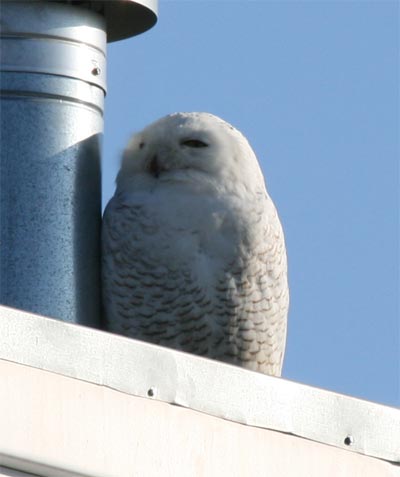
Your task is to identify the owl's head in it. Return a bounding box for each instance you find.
[117,112,266,196]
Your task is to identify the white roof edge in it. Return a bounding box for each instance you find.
[0,457,89,477]
[0,304,399,464]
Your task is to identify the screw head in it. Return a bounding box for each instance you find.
[91,67,101,76]
[344,435,354,446]
[147,387,155,397]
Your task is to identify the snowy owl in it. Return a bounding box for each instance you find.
[102,112,289,376]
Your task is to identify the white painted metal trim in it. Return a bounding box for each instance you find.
[0,305,399,465]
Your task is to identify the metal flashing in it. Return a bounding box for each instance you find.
[0,305,399,465]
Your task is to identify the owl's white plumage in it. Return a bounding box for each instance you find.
[102,112,289,376]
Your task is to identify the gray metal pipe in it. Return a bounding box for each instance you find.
[0,1,106,326]
[0,0,157,326]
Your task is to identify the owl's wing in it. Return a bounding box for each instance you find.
[210,192,289,376]
[102,191,288,376]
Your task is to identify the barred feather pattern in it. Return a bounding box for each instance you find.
[102,112,289,376]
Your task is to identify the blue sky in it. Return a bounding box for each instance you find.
[102,0,399,408]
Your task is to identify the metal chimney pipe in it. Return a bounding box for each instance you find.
[0,1,157,326]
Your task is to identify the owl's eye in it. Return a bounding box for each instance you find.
[180,139,209,148]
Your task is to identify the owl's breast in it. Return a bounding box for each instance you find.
[104,187,259,288]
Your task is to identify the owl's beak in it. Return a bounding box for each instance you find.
[148,155,161,178]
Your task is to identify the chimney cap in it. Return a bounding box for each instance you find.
[90,0,158,42]
[1,1,158,42]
